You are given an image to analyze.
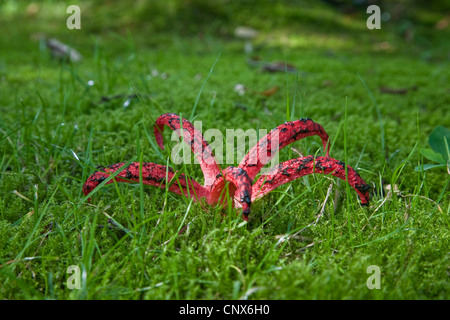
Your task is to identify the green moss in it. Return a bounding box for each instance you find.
[0,0,448,300]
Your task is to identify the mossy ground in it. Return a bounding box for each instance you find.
[0,1,448,299]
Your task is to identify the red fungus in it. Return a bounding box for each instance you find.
[250,156,371,205]
[238,118,330,181]
[153,113,221,189]
[82,113,370,220]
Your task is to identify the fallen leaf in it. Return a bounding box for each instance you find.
[26,3,39,17]
[258,86,279,97]
[46,38,82,62]
[435,16,450,30]
[380,86,418,95]
[96,93,154,105]
[247,58,298,73]
[373,41,394,52]
[262,61,297,73]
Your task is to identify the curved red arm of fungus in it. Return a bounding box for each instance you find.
[209,167,253,221]
[153,113,221,188]
[239,118,330,181]
[251,156,370,205]
[82,114,369,222]
[82,162,209,201]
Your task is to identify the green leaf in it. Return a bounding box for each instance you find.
[428,126,450,160]
[414,163,448,172]
[420,148,445,164]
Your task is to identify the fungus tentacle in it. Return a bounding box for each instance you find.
[154,113,220,188]
[238,119,330,181]
[83,162,209,201]
[209,166,253,220]
[83,114,369,222]
[250,155,370,205]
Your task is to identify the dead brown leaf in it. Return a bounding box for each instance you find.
[257,86,280,97]
[436,16,450,30]
[380,86,418,95]
[262,61,297,73]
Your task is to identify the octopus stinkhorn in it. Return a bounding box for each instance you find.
[83,113,370,220]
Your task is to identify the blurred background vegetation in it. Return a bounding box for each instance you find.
[1,0,449,60]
